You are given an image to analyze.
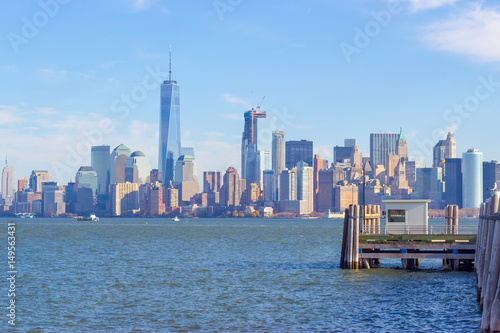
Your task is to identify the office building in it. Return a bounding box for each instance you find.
[29,170,51,193]
[222,167,242,207]
[174,155,199,204]
[462,148,483,208]
[413,167,444,207]
[241,106,266,184]
[42,182,65,216]
[272,130,285,174]
[159,48,181,185]
[145,182,166,216]
[110,144,131,184]
[405,160,422,189]
[110,182,139,215]
[313,154,327,212]
[285,140,313,170]
[370,132,398,170]
[334,183,358,212]
[483,161,500,200]
[166,183,179,208]
[262,170,275,203]
[433,132,457,168]
[344,138,356,147]
[444,158,462,207]
[396,127,408,162]
[279,169,297,201]
[75,166,98,214]
[296,161,313,214]
[91,146,110,195]
[125,151,151,184]
[203,171,222,193]
[1,156,13,200]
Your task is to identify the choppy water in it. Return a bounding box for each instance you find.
[1,217,480,332]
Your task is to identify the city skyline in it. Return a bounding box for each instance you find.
[1,1,500,185]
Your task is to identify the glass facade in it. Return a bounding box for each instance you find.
[91,145,110,195]
[462,149,483,208]
[370,133,398,169]
[285,140,313,170]
[159,80,181,185]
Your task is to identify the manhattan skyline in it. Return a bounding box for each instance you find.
[1,0,500,184]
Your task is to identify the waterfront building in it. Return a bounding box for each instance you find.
[483,161,500,200]
[444,158,463,207]
[166,183,179,208]
[285,140,313,170]
[29,170,51,193]
[462,148,483,208]
[203,171,222,194]
[222,167,242,207]
[334,183,358,212]
[317,168,344,213]
[110,182,139,215]
[42,182,65,216]
[313,154,327,212]
[110,144,131,184]
[14,189,34,213]
[125,151,151,184]
[75,166,98,214]
[296,161,313,214]
[247,183,261,203]
[146,182,166,216]
[370,132,399,170]
[241,106,266,185]
[433,132,456,168]
[262,170,274,203]
[174,155,199,205]
[159,48,181,185]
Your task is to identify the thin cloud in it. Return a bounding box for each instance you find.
[223,93,247,105]
[424,4,500,62]
[404,0,459,12]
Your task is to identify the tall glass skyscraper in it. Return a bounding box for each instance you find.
[462,148,483,208]
[159,47,181,185]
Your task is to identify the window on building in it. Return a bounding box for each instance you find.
[388,209,405,222]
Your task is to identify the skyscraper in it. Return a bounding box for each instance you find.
[285,140,313,170]
[75,166,98,214]
[257,150,271,190]
[222,167,242,207]
[444,158,462,207]
[91,145,110,195]
[483,161,500,200]
[462,148,483,208]
[370,132,399,170]
[241,106,266,184]
[396,127,408,162]
[110,144,131,184]
[203,171,222,193]
[159,47,181,185]
[433,132,456,168]
[1,156,13,200]
[296,161,313,214]
[29,170,51,193]
[272,130,285,175]
[125,151,151,184]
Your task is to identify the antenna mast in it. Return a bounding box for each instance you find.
[169,45,172,82]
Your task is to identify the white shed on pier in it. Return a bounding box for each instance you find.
[383,200,430,234]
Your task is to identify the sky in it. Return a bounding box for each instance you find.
[1,0,500,185]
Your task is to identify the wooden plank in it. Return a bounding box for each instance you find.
[359,234,477,244]
[359,243,476,250]
[360,253,475,259]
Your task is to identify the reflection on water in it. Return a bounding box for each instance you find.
[3,217,480,332]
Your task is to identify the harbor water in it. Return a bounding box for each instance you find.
[1,217,481,332]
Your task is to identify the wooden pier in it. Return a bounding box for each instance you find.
[340,204,476,271]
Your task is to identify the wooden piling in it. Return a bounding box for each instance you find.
[482,199,495,309]
[340,208,349,269]
[481,194,500,331]
[352,205,360,270]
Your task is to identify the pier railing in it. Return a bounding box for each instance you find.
[362,224,478,235]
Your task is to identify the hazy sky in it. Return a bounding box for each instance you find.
[1,0,500,184]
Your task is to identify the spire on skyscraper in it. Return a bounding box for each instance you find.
[169,45,172,82]
[398,126,406,142]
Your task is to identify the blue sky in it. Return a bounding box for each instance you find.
[1,0,500,184]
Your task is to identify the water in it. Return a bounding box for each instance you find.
[1,218,480,332]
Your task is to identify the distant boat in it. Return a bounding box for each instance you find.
[77,214,99,221]
[172,216,180,222]
[15,213,35,218]
[324,210,345,219]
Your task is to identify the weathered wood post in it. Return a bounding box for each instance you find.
[482,198,495,310]
[481,194,500,331]
[353,204,360,270]
[340,208,349,269]
[452,205,459,235]
[477,202,486,302]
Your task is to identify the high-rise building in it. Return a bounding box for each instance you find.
[296,161,313,214]
[125,151,151,184]
[483,161,500,200]
[1,156,13,200]
[413,167,444,207]
[145,182,166,216]
[279,168,297,201]
[159,47,181,185]
[241,106,266,184]
[272,130,285,174]
[110,182,139,215]
[17,178,28,192]
[42,182,65,216]
[405,160,422,189]
[313,154,327,212]
[110,144,131,184]
[29,170,51,193]
[433,132,457,168]
[257,150,271,190]
[444,158,462,207]
[370,132,399,170]
[166,183,179,208]
[181,147,195,159]
[222,167,241,207]
[462,148,483,208]
[150,169,161,183]
[262,170,274,203]
[174,155,199,205]
[91,146,110,195]
[203,171,222,193]
[285,140,313,170]
[396,127,408,162]
[75,166,98,214]
[344,138,356,147]
[334,183,358,212]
